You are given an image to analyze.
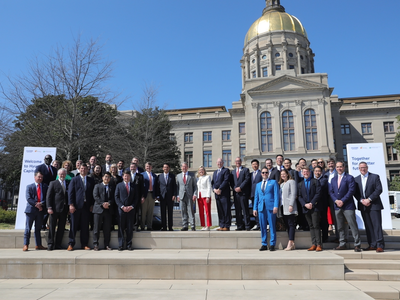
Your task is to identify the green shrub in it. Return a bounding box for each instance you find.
[0,210,17,224]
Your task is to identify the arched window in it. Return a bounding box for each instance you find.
[260,112,273,152]
[304,109,318,150]
[282,110,295,151]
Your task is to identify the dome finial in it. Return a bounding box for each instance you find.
[263,0,285,14]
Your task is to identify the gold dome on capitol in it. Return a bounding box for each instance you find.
[244,0,308,46]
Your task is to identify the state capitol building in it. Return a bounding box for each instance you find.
[129,1,400,180]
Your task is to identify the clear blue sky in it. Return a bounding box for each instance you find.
[1,0,399,111]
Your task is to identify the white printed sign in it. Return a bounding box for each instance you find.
[347,143,392,230]
[15,147,57,229]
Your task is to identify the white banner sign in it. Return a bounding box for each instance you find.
[15,147,57,229]
[347,143,392,230]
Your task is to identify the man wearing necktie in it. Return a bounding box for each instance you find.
[298,167,322,251]
[212,158,231,231]
[67,163,95,251]
[156,163,176,231]
[129,162,145,231]
[176,162,197,231]
[141,162,159,231]
[253,167,279,251]
[117,160,125,177]
[93,172,115,251]
[23,171,48,251]
[275,154,284,172]
[35,154,57,231]
[250,159,262,230]
[230,157,251,231]
[46,168,69,250]
[354,162,385,252]
[115,171,137,251]
[329,161,361,252]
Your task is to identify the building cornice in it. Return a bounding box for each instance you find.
[171,117,232,124]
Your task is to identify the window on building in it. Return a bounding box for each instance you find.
[332,117,334,129]
[301,67,305,74]
[169,133,175,141]
[252,71,256,78]
[203,131,212,142]
[333,139,336,152]
[387,143,398,161]
[289,53,294,58]
[262,67,268,77]
[222,150,231,167]
[389,170,400,182]
[289,65,295,69]
[184,152,193,168]
[239,123,245,134]
[222,130,231,141]
[275,53,280,57]
[203,151,212,168]
[384,122,395,133]
[184,132,193,143]
[240,144,246,161]
[276,65,281,71]
[282,110,295,151]
[304,109,318,150]
[260,111,273,152]
[361,123,372,134]
[341,124,350,135]
[343,144,348,162]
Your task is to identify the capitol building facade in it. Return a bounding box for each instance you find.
[163,0,400,180]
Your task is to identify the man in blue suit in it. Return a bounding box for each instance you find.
[23,171,48,251]
[250,159,262,230]
[253,167,280,251]
[212,158,231,231]
[329,161,361,252]
[67,163,95,251]
[354,162,385,252]
[141,162,158,231]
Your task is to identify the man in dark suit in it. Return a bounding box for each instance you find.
[93,171,115,251]
[125,157,145,174]
[265,158,279,181]
[354,162,385,252]
[329,161,361,252]
[129,162,145,231]
[46,168,68,250]
[298,167,322,251]
[212,158,231,231]
[275,154,284,172]
[23,171,48,251]
[250,159,262,230]
[89,156,97,174]
[101,154,113,175]
[115,171,138,251]
[35,154,57,230]
[67,163,95,251]
[230,157,251,231]
[157,163,176,231]
[284,158,299,183]
[141,162,159,231]
[314,166,329,243]
[117,160,125,177]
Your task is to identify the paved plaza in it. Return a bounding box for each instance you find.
[0,278,384,300]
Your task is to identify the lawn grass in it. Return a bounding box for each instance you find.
[0,223,15,230]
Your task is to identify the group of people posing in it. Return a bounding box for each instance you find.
[22,153,385,253]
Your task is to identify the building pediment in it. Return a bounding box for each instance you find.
[247,75,327,96]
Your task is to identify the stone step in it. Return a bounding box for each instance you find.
[345,259,400,270]
[335,250,400,260]
[345,269,400,281]
[0,249,344,280]
[2,229,400,250]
